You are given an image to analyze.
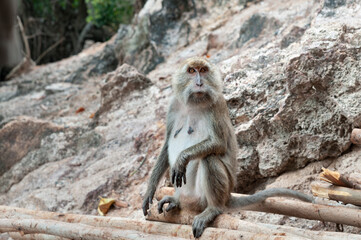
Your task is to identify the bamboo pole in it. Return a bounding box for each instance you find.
[0,219,179,240]
[146,204,308,239]
[146,204,361,240]
[155,187,361,228]
[8,232,70,240]
[312,182,361,206]
[0,206,290,240]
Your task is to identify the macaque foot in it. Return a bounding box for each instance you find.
[192,215,207,238]
[192,206,222,238]
[158,195,179,214]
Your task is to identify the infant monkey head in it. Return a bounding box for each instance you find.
[172,57,223,107]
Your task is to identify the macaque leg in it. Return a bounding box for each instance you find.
[192,155,231,238]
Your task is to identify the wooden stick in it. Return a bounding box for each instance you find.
[0,206,292,240]
[155,187,361,228]
[311,182,361,206]
[0,219,178,240]
[146,204,361,240]
[17,16,30,59]
[35,37,65,64]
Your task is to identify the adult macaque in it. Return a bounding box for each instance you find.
[143,57,312,238]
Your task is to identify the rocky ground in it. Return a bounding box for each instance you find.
[1,0,361,236]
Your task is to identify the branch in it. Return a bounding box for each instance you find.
[35,37,65,64]
[155,187,361,228]
[75,22,93,53]
[17,16,30,59]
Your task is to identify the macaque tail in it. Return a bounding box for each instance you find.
[228,188,313,208]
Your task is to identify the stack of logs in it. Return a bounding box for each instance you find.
[1,185,361,239]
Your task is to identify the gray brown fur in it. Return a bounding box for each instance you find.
[142,57,312,238]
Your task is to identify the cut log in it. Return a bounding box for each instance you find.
[155,187,361,228]
[0,219,180,240]
[311,182,361,206]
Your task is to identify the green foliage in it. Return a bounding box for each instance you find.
[86,0,135,30]
[30,0,134,30]
[30,0,81,21]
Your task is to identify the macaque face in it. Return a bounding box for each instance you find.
[173,57,222,107]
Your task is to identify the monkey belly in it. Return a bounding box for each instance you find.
[168,113,210,167]
[175,159,208,210]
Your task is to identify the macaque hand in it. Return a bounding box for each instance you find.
[142,188,155,216]
[171,158,187,187]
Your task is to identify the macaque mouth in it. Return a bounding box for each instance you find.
[188,91,211,104]
[194,91,205,97]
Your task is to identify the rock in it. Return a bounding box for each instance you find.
[0,116,102,194]
[88,44,118,76]
[115,0,195,74]
[280,26,306,49]
[235,13,280,48]
[0,116,62,177]
[95,64,153,118]
[0,84,17,102]
[45,82,75,95]
[324,0,346,8]
[229,44,359,187]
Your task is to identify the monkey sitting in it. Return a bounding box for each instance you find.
[142,57,313,238]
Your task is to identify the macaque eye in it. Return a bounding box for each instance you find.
[188,68,195,73]
[200,67,208,73]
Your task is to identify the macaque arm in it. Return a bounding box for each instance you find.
[145,144,169,192]
[177,112,227,166]
[143,100,176,215]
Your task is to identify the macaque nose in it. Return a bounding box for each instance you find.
[195,73,203,87]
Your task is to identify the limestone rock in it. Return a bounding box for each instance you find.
[96,64,153,117]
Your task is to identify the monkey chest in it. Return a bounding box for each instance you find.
[168,115,210,167]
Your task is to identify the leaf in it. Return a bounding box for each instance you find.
[97,197,116,216]
[75,107,85,114]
